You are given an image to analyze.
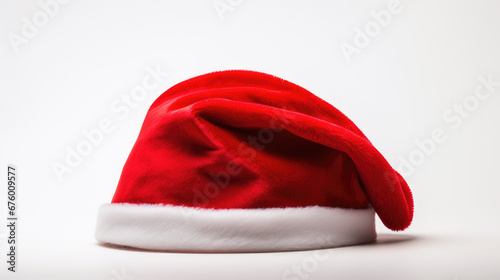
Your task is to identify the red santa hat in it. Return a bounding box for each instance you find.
[95,70,413,252]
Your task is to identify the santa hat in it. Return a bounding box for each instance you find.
[95,70,413,252]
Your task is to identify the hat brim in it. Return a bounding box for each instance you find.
[95,203,376,252]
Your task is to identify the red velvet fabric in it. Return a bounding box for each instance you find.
[111,70,413,231]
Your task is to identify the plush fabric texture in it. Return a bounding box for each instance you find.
[96,203,376,252]
[110,70,413,231]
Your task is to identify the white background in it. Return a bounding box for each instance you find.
[1,0,499,279]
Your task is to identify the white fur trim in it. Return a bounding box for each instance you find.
[95,203,376,252]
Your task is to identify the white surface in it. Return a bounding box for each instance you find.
[1,0,500,279]
[17,233,500,280]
